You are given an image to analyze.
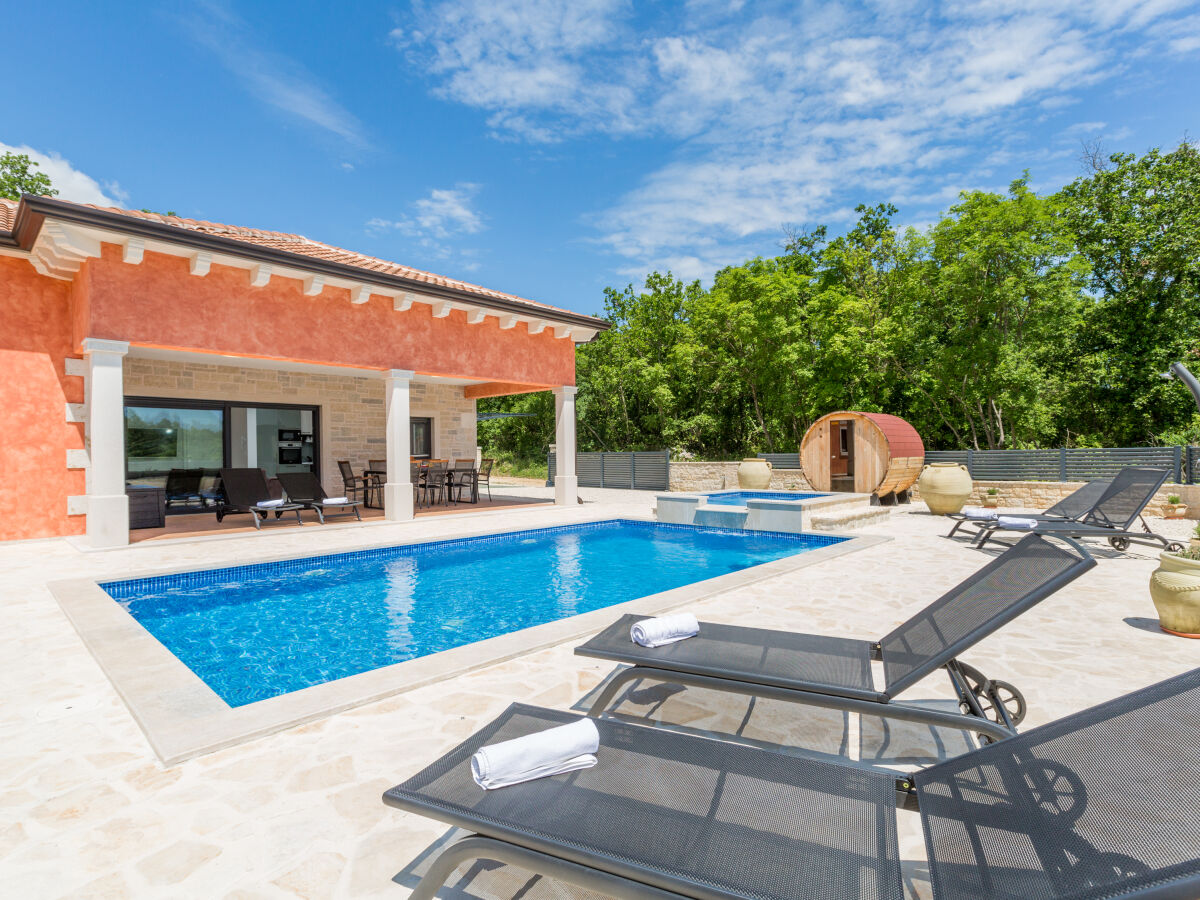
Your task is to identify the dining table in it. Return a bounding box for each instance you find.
[362,464,479,508]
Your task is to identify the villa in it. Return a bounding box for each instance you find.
[0,194,606,548]
[2,199,1197,898]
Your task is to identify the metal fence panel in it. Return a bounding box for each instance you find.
[926,446,1185,482]
[546,451,670,491]
[756,453,803,468]
[632,451,671,490]
[1189,446,1199,484]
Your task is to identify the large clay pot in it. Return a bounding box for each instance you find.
[737,458,772,489]
[1150,552,1200,638]
[918,462,973,515]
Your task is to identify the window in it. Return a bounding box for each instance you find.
[411,417,432,458]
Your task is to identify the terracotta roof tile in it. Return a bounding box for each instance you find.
[0,197,576,316]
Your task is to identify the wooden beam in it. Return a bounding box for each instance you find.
[499,315,518,330]
[394,293,415,312]
[303,274,325,296]
[431,300,452,318]
[250,263,272,287]
[463,381,553,400]
[350,285,371,304]
[553,325,572,339]
[466,308,487,325]
[527,320,547,335]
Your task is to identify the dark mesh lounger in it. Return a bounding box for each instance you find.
[945,478,1109,540]
[576,533,1095,743]
[974,467,1182,552]
[275,471,363,524]
[215,467,304,529]
[384,669,1200,900]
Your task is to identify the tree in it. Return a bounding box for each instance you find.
[0,152,57,200]
[1059,143,1200,444]
[901,179,1088,449]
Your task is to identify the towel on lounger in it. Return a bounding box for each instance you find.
[255,498,285,508]
[322,496,349,505]
[471,717,599,790]
[997,515,1038,529]
[630,613,700,648]
[961,507,998,520]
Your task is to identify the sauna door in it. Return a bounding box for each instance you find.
[830,420,854,488]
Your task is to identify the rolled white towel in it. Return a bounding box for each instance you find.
[256,498,286,508]
[630,613,700,648]
[961,507,998,520]
[471,718,599,790]
[322,496,349,505]
[997,515,1038,529]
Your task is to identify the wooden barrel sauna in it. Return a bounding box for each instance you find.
[800,411,925,499]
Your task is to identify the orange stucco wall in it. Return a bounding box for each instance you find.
[79,244,577,385]
[0,256,85,540]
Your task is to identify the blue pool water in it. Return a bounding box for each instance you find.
[102,520,844,707]
[704,491,828,506]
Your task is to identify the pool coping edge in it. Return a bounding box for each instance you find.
[48,520,887,766]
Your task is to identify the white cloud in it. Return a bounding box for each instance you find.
[181,1,368,148]
[0,142,125,206]
[399,0,1200,277]
[369,183,484,240]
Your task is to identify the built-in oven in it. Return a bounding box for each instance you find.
[278,446,303,465]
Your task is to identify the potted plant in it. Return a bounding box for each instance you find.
[982,487,1000,508]
[1164,494,1189,518]
[1150,546,1200,638]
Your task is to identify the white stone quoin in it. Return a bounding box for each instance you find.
[384,369,415,521]
[83,338,130,548]
[554,385,578,506]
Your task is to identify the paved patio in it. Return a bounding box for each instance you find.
[2,489,1195,898]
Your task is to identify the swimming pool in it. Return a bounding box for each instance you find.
[101,520,844,707]
[703,490,828,506]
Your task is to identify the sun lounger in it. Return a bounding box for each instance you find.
[576,533,1095,742]
[215,468,303,529]
[276,471,363,523]
[973,466,1182,552]
[945,477,1110,540]
[383,667,1200,900]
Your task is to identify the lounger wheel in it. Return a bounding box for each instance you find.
[1109,536,1131,552]
[1167,541,1186,552]
[956,665,1027,730]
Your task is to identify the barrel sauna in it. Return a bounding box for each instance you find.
[800,411,924,500]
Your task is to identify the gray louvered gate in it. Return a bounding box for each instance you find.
[756,453,803,468]
[547,451,670,490]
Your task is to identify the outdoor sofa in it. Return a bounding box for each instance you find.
[972,466,1184,552]
[215,468,303,529]
[383,667,1200,900]
[276,471,363,523]
[575,533,1095,743]
[944,477,1110,541]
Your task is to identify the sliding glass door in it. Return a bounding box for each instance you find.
[124,397,320,513]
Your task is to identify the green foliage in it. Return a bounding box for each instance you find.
[0,152,56,200]
[479,145,1200,463]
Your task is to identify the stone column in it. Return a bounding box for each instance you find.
[554,385,578,505]
[384,369,415,521]
[83,338,130,548]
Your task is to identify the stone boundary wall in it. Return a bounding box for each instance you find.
[909,478,1200,519]
[669,461,812,493]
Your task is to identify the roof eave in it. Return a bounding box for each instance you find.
[12,195,610,332]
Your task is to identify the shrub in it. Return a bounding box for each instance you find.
[1167,494,1182,504]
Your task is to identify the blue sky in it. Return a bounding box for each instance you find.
[3,1,1197,314]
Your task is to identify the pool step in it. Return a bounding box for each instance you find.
[808,506,891,532]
